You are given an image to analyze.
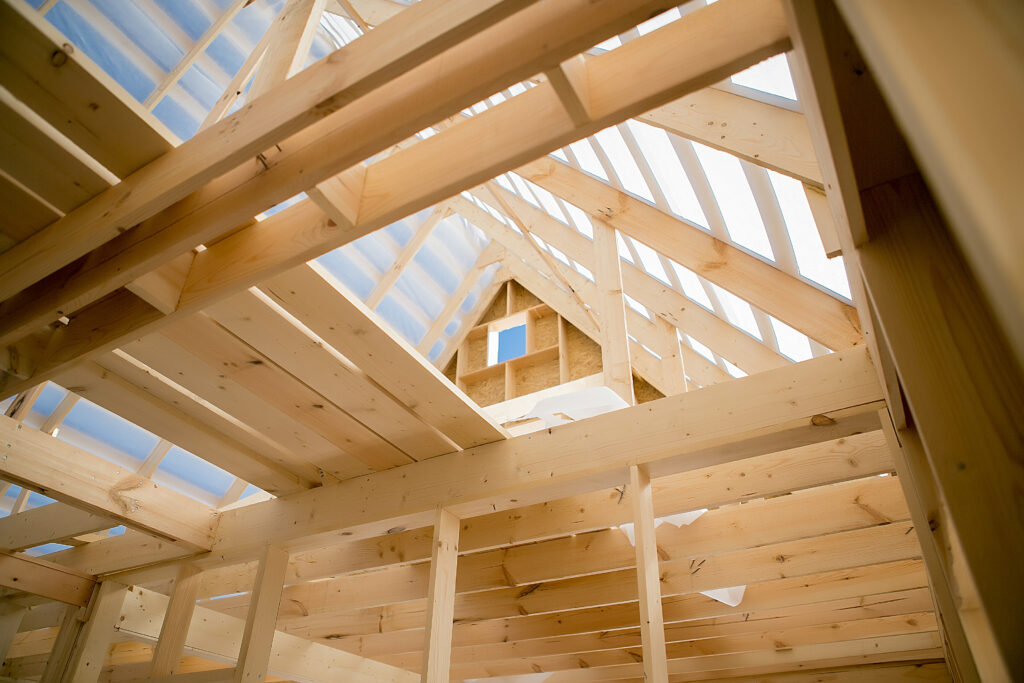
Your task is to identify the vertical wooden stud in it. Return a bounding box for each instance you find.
[630,464,668,682]
[421,506,460,683]
[234,545,289,682]
[149,563,204,676]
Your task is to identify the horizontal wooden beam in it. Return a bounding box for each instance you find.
[0,415,216,550]
[325,559,928,658]
[210,346,882,562]
[117,586,416,683]
[0,503,112,552]
[208,473,908,627]
[0,549,94,606]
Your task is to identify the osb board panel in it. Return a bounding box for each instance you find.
[513,357,560,397]
[633,373,664,404]
[467,373,505,407]
[533,312,558,350]
[478,284,509,325]
[566,324,602,381]
[510,281,541,313]
[464,334,489,374]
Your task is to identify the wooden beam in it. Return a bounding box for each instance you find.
[785,2,1024,678]
[211,346,882,560]
[0,0,787,398]
[546,55,592,127]
[0,503,112,552]
[593,221,634,404]
[0,0,548,304]
[638,87,822,187]
[474,185,789,374]
[149,564,203,677]
[630,465,668,681]
[235,545,288,682]
[0,600,26,661]
[40,604,86,683]
[515,157,860,350]
[0,0,175,180]
[420,507,459,683]
[0,549,94,606]
[246,0,326,99]
[0,0,684,351]
[259,263,506,449]
[0,415,216,550]
[835,0,1024,370]
[62,580,128,682]
[116,586,416,683]
[656,316,688,394]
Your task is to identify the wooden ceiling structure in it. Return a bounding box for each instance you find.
[0,0,1021,682]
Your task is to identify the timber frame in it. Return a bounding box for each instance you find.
[0,0,1020,681]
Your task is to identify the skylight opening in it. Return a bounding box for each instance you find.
[594,34,622,52]
[628,237,671,285]
[615,232,634,263]
[547,244,571,267]
[508,82,528,97]
[509,174,542,208]
[568,140,609,181]
[626,120,709,229]
[257,193,308,221]
[731,54,798,101]
[624,294,651,320]
[495,173,517,194]
[593,127,655,202]
[154,445,237,506]
[668,261,714,310]
[562,201,594,238]
[550,147,569,163]
[488,92,506,106]
[769,316,814,362]
[722,358,748,378]
[709,283,762,340]
[525,180,570,225]
[692,142,775,260]
[58,397,161,470]
[573,261,595,282]
[686,335,716,363]
[529,233,549,252]
[766,171,852,299]
[24,543,74,557]
[637,8,682,35]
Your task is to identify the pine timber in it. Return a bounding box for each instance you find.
[0,415,216,550]
[0,0,788,398]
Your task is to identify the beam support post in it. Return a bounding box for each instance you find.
[593,220,634,405]
[234,545,289,682]
[62,580,129,683]
[630,464,667,682]
[421,505,460,683]
[149,563,204,677]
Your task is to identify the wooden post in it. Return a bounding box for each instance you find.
[592,220,635,405]
[40,604,85,683]
[656,316,687,395]
[630,464,668,682]
[63,581,129,682]
[784,1,1024,678]
[234,545,289,682]
[421,506,460,683]
[0,600,26,662]
[149,563,204,676]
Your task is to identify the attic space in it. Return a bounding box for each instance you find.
[0,0,1020,681]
